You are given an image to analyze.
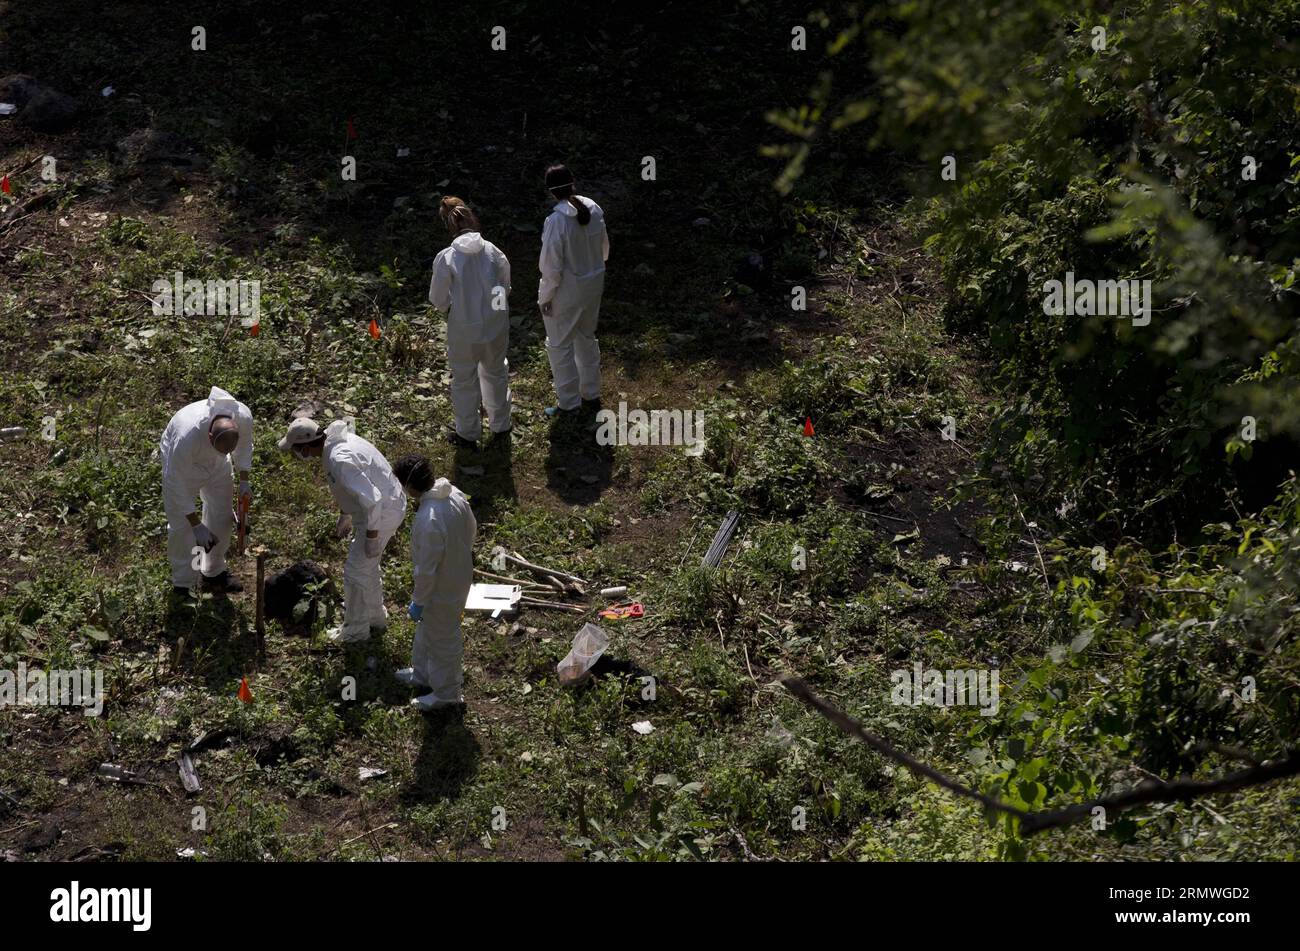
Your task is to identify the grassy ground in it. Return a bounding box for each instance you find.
[3,1,1297,861]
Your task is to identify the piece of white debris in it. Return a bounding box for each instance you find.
[396,147,410,158]
[358,766,388,781]
[101,86,115,97]
[632,720,654,735]
[0,103,17,116]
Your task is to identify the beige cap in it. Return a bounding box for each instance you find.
[277,417,322,451]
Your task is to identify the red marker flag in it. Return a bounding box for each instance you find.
[803,417,814,437]
[0,175,10,195]
[237,677,253,703]
[368,317,381,339]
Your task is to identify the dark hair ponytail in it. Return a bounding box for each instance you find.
[393,454,435,494]
[545,163,591,226]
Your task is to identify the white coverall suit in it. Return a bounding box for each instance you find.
[429,231,513,441]
[159,386,253,587]
[322,420,407,639]
[538,197,609,410]
[410,478,477,704]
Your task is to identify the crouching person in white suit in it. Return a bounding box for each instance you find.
[279,418,407,644]
[160,386,253,595]
[391,455,477,710]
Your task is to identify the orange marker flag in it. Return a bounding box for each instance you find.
[803,417,814,437]
[0,175,10,195]
[249,321,260,337]
[237,677,253,703]
[368,317,381,339]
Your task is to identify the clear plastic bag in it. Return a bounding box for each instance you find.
[557,622,609,687]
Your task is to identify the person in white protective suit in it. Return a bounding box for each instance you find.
[159,386,253,595]
[278,417,407,644]
[537,163,609,415]
[391,455,477,710]
[429,196,513,447]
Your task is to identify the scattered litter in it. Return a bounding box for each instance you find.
[692,217,711,227]
[598,602,645,621]
[702,511,740,568]
[176,847,209,859]
[177,753,201,794]
[599,586,628,599]
[396,147,410,158]
[101,86,115,97]
[0,427,25,441]
[632,720,654,735]
[185,728,235,755]
[0,103,15,116]
[465,583,521,617]
[766,718,795,749]
[358,766,388,782]
[96,763,140,783]
[557,622,609,687]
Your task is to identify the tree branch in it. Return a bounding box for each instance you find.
[782,677,1300,837]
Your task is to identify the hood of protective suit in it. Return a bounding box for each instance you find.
[428,477,453,500]
[451,231,485,254]
[207,386,241,420]
[324,419,351,442]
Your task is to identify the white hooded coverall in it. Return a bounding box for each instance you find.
[159,386,253,587]
[322,420,407,638]
[538,197,609,410]
[429,231,513,441]
[409,478,477,703]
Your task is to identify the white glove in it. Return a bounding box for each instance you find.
[193,523,216,552]
[335,513,353,538]
[364,534,381,558]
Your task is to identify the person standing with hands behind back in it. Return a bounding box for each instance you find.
[537,164,609,417]
[429,196,513,448]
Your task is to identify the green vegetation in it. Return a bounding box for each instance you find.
[1,0,1296,861]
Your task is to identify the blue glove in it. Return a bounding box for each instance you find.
[408,602,424,621]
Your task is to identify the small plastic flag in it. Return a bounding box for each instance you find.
[237,677,253,703]
[803,417,814,437]
[249,321,260,337]
[368,317,381,339]
[0,175,10,195]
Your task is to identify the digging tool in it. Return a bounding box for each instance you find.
[519,597,584,613]
[253,547,268,664]
[236,494,250,556]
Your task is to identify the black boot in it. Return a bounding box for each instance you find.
[203,571,244,594]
